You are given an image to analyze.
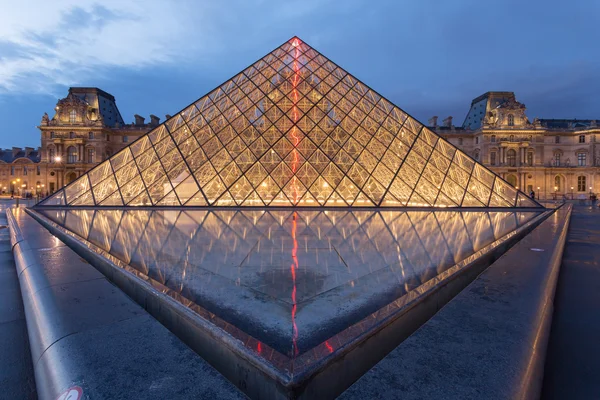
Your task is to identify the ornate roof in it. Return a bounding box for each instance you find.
[37,37,540,208]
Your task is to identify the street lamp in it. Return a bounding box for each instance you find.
[537,186,540,200]
[571,186,574,200]
[55,156,62,162]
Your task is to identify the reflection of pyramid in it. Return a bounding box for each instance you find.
[38,37,540,208]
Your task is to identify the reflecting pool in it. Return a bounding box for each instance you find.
[37,208,540,372]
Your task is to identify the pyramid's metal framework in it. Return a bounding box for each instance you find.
[38,37,540,208]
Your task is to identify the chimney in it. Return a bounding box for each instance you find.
[150,114,160,127]
[12,147,21,158]
[165,114,172,120]
[134,114,145,126]
[428,116,438,128]
[24,147,34,157]
[442,116,453,128]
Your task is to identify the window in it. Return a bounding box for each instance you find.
[50,132,55,139]
[490,152,497,166]
[554,153,561,166]
[123,135,129,143]
[509,135,515,142]
[10,166,14,176]
[579,135,585,143]
[555,175,562,192]
[578,153,586,166]
[106,134,110,141]
[507,149,516,167]
[508,114,514,126]
[475,137,479,144]
[89,132,94,139]
[555,136,560,144]
[87,148,95,163]
[69,131,75,139]
[69,110,77,123]
[578,176,587,192]
[36,166,40,175]
[527,151,533,166]
[48,148,55,162]
[458,138,463,145]
[474,151,479,161]
[67,146,77,164]
[23,167,27,176]
[491,135,496,143]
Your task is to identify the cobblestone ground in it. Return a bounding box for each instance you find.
[542,202,600,399]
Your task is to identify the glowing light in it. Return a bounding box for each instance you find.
[290,212,299,356]
[325,341,333,353]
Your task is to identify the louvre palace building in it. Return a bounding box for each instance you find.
[1,87,597,200]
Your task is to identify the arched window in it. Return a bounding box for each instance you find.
[507,149,516,166]
[490,151,497,165]
[506,174,517,188]
[69,131,75,139]
[578,176,587,192]
[508,114,514,126]
[554,176,562,192]
[69,110,77,123]
[491,135,496,143]
[474,151,480,161]
[527,151,534,166]
[578,153,586,166]
[554,152,561,166]
[67,146,77,163]
[48,147,55,162]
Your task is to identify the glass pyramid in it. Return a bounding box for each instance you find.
[37,37,541,208]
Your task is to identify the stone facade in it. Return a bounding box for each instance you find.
[34,87,156,195]
[3,88,598,201]
[431,92,599,200]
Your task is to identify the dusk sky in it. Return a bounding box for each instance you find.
[0,0,598,148]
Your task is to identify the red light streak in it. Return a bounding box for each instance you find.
[289,39,301,204]
[325,341,333,353]
[257,341,262,354]
[291,212,299,356]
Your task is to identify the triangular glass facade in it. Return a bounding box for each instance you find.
[38,37,541,208]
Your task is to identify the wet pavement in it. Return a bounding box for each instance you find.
[542,203,600,399]
[0,201,36,399]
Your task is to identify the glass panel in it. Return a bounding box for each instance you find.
[36,37,539,209]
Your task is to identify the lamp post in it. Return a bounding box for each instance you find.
[571,186,574,200]
[537,186,540,200]
[554,186,558,201]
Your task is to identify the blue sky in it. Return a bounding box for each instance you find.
[0,0,598,148]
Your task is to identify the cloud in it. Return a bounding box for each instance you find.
[0,0,357,96]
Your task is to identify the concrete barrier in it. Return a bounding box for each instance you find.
[7,208,246,400]
[339,204,572,400]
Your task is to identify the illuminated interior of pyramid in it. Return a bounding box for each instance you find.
[37,37,541,208]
